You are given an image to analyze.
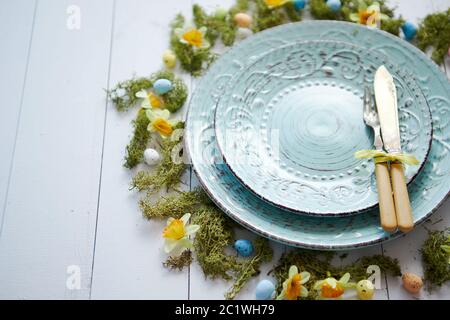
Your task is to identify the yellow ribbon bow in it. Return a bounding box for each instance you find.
[354,150,420,165]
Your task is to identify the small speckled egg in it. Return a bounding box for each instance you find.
[214,8,228,20]
[234,13,252,28]
[356,280,375,300]
[234,239,254,257]
[144,148,161,166]
[326,0,341,12]
[402,272,423,294]
[256,280,275,300]
[401,22,417,41]
[236,27,253,40]
[153,79,173,95]
[162,50,176,69]
[293,0,306,10]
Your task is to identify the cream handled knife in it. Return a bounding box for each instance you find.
[374,65,414,233]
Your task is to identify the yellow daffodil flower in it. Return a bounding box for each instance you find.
[136,89,164,109]
[349,2,389,28]
[264,0,290,9]
[175,25,210,49]
[163,213,200,254]
[276,266,310,300]
[146,109,178,137]
[314,273,356,299]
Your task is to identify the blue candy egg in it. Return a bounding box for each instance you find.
[153,79,173,95]
[401,22,417,41]
[234,239,254,257]
[326,0,341,12]
[293,0,306,10]
[256,280,275,300]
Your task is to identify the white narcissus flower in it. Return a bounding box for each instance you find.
[174,25,210,49]
[276,266,310,300]
[349,2,389,28]
[163,213,200,255]
[146,109,178,137]
[136,89,164,109]
[313,272,356,299]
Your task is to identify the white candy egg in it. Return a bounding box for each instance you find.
[144,148,161,166]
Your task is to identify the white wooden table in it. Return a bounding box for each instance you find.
[0,0,449,300]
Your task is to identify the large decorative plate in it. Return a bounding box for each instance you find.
[214,40,432,216]
[186,21,450,249]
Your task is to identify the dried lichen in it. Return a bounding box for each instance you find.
[252,0,290,32]
[163,250,193,271]
[192,207,240,280]
[131,125,186,194]
[417,8,450,65]
[108,71,187,112]
[225,237,273,300]
[140,188,212,220]
[421,228,450,289]
[170,13,216,76]
[271,250,401,299]
[124,108,151,169]
[310,0,342,20]
[108,77,152,112]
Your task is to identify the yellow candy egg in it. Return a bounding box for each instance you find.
[356,280,374,300]
[402,272,423,294]
[162,50,176,69]
[234,13,252,28]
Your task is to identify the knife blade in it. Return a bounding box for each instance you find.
[374,65,414,233]
[374,65,401,154]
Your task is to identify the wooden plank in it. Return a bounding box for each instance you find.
[382,0,450,300]
[89,0,192,299]
[0,0,114,299]
[0,0,36,240]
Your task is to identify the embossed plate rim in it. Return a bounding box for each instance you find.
[185,21,449,249]
[213,39,432,216]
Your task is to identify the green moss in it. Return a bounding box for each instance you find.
[108,77,152,112]
[192,207,240,280]
[140,188,212,220]
[421,229,450,289]
[225,237,273,300]
[272,250,401,299]
[131,128,186,194]
[124,108,151,169]
[154,70,188,113]
[417,8,450,65]
[381,17,404,36]
[252,0,287,32]
[163,250,193,271]
[310,0,342,20]
[108,70,187,112]
[171,13,216,76]
[284,1,303,22]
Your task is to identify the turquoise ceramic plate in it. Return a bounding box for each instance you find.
[186,21,450,249]
[214,40,432,216]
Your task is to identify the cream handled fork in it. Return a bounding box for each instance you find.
[362,87,398,232]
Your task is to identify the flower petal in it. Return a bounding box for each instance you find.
[185,224,200,236]
[288,265,298,278]
[339,273,351,284]
[300,271,310,284]
[276,288,286,300]
[300,286,309,297]
[164,239,179,253]
[180,213,191,225]
[136,89,147,98]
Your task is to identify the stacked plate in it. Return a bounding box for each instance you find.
[186,21,450,250]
